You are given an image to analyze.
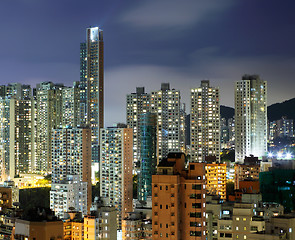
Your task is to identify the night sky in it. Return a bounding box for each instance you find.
[1,0,295,126]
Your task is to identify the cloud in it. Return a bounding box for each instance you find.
[119,0,235,29]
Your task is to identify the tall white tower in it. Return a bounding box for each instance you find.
[235,74,267,163]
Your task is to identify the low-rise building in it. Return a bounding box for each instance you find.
[13,208,63,240]
[122,212,152,240]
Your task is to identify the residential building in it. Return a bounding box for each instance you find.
[90,198,117,240]
[235,74,267,162]
[51,127,92,216]
[122,212,152,240]
[36,82,64,173]
[100,127,133,229]
[190,80,220,162]
[220,118,229,149]
[235,156,260,189]
[150,83,183,161]
[180,103,186,153]
[80,26,104,163]
[62,82,80,127]
[0,84,34,179]
[0,181,19,212]
[137,112,157,202]
[249,213,295,240]
[218,203,265,240]
[126,87,150,168]
[206,195,224,240]
[63,211,84,240]
[152,152,206,239]
[50,175,88,219]
[14,209,63,240]
[205,162,226,200]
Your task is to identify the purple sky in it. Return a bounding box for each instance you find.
[0,0,295,126]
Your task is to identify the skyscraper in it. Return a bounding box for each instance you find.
[0,84,34,179]
[126,87,150,168]
[235,74,267,163]
[80,27,104,163]
[100,126,133,229]
[36,82,64,172]
[50,127,92,216]
[150,83,183,161]
[62,82,80,128]
[138,112,157,202]
[190,80,220,162]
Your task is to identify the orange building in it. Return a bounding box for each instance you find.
[63,212,84,240]
[239,180,260,193]
[205,163,226,200]
[152,152,206,239]
[14,219,63,240]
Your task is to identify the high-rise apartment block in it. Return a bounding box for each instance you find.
[269,116,294,144]
[127,84,185,167]
[36,82,64,172]
[80,27,104,163]
[137,112,157,202]
[51,127,92,215]
[150,83,183,161]
[126,87,150,167]
[0,83,34,179]
[152,153,206,239]
[190,80,220,162]
[235,74,267,162]
[100,127,133,229]
[62,82,80,127]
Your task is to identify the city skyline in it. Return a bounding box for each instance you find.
[0,1,295,126]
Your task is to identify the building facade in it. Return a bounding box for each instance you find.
[80,27,104,163]
[51,127,92,216]
[152,153,206,239]
[100,127,133,229]
[205,163,226,200]
[150,83,183,161]
[235,75,267,162]
[36,82,64,172]
[0,84,34,179]
[50,175,88,219]
[126,87,150,168]
[190,80,220,162]
[137,112,157,202]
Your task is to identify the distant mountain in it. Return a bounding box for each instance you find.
[220,98,295,122]
[268,98,295,122]
[220,105,234,120]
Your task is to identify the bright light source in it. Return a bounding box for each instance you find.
[286,153,292,159]
[268,152,273,158]
[277,152,283,159]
